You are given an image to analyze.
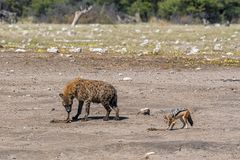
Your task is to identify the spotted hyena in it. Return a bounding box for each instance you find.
[59,77,119,122]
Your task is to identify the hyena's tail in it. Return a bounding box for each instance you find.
[187,113,193,126]
[110,92,118,108]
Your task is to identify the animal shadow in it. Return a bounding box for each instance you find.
[71,116,128,122]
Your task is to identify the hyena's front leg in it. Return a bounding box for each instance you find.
[66,112,71,123]
[72,101,84,120]
[103,103,112,121]
[83,100,91,121]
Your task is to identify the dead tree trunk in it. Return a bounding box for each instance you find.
[71,6,92,27]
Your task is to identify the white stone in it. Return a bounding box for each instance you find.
[15,49,26,53]
[122,77,132,81]
[226,52,233,56]
[69,47,82,53]
[213,44,223,51]
[140,39,149,46]
[47,47,59,53]
[90,48,107,54]
[187,46,199,55]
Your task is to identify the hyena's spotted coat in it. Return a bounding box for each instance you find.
[59,77,119,122]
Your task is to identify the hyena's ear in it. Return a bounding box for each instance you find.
[59,93,64,99]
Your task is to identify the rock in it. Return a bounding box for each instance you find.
[0,45,3,48]
[118,73,123,76]
[153,43,161,54]
[187,46,199,55]
[122,77,132,81]
[140,39,149,46]
[195,67,202,71]
[90,48,107,54]
[69,47,82,53]
[15,49,26,53]
[65,54,72,58]
[47,47,59,53]
[116,47,127,54]
[226,52,233,56]
[137,108,150,115]
[144,152,155,159]
[61,27,68,31]
[135,29,141,33]
[213,43,223,51]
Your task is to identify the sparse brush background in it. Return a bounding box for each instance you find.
[0,23,239,67]
[1,0,240,23]
[0,0,240,67]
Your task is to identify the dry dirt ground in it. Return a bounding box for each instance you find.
[0,52,239,160]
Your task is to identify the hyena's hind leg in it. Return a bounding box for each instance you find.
[83,100,91,121]
[110,95,120,120]
[112,107,119,120]
[102,103,112,121]
[72,101,84,120]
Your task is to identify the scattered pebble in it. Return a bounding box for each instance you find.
[187,46,199,55]
[213,43,223,51]
[226,52,233,56]
[140,39,149,46]
[15,48,26,53]
[144,152,155,159]
[195,67,202,71]
[69,47,82,53]
[90,48,108,54]
[65,54,72,58]
[122,77,132,81]
[137,108,150,115]
[47,47,59,53]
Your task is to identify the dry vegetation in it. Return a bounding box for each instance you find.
[0,23,239,67]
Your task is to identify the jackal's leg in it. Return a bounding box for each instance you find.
[169,121,176,130]
[180,117,186,129]
[83,101,90,121]
[112,107,120,120]
[103,103,112,121]
[72,101,84,120]
[183,117,188,128]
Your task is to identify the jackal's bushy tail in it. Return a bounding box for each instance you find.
[188,114,193,126]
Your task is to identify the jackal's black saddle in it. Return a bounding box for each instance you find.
[170,108,187,117]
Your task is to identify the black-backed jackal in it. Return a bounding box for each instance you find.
[164,108,193,130]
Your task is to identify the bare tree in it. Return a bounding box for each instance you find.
[71,6,92,27]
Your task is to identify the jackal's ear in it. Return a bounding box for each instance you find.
[59,93,64,99]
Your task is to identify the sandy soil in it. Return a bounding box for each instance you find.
[0,52,239,160]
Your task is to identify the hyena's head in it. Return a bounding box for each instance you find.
[163,115,173,127]
[59,93,73,113]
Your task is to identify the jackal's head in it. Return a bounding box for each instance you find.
[59,93,73,113]
[163,115,173,127]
